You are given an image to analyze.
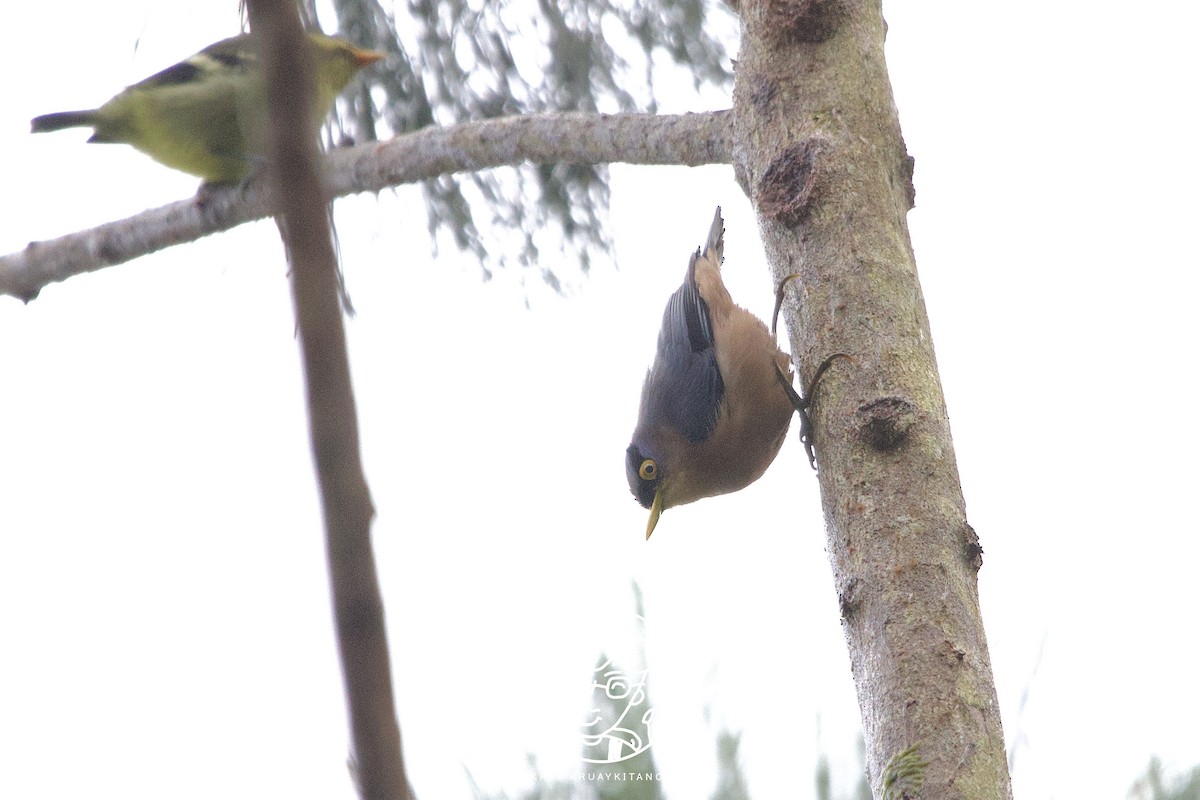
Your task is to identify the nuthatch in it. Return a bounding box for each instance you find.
[626,207,839,539]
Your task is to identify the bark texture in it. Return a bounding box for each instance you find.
[731,1,1012,797]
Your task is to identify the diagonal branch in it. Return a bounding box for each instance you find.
[732,0,1010,796]
[245,1,409,798]
[1,109,732,302]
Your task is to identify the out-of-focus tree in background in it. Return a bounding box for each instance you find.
[313,0,732,282]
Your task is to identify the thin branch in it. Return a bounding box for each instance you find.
[1,109,732,302]
[245,1,409,798]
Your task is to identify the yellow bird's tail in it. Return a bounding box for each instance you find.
[31,110,100,134]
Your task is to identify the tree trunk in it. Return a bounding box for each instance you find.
[731,1,1012,797]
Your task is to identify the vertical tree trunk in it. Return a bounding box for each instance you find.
[731,2,1012,797]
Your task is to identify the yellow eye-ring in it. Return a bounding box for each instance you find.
[638,459,657,481]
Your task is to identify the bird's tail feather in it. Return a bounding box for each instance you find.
[31,110,99,134]
[704,206,725,268]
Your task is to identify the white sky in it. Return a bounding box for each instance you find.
[2,2,1198,799]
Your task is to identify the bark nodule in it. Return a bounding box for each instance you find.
[857,396,917,452]
[757,139,826,228]
[768,0,847,44]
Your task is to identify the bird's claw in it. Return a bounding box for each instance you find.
[771,273,803,336]
[772,273,853,468]
[776,354,853,470]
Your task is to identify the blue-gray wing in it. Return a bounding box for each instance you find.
[640,251,725,444]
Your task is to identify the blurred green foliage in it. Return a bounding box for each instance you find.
[1130,758,1200,800]
[316,0,734,284]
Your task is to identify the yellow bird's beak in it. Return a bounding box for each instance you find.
[352,47,385,68]
[645,488,665,540]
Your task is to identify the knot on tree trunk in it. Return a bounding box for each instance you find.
[962,522,984,571]
[856,396,916,452]
[757,138,826,228]
[767,0,847,43]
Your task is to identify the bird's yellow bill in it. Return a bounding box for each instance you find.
[645,489,665,540]
[352,47,385,67]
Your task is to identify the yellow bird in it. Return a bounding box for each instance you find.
[31,32,384,183]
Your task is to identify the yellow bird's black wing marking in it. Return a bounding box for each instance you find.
[133,35,257,91]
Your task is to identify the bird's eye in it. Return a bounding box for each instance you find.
[638,459,657,481]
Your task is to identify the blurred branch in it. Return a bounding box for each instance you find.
[1,110,732,302]
[245,1,409,799]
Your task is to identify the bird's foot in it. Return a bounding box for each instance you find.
[771,273,854,468]
[194,179,230,207]
[775,353,853,469]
